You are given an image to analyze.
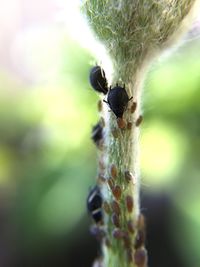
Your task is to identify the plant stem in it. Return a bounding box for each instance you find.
[96,63,148,267]
[82,1,200,266]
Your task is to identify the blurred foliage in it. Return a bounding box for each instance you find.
[0,31,200,266]
[0,37,99,253]
[142,40,200,267]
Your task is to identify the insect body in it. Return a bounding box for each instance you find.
[87,186,103,223]
[91,122,103,147]
[135,115,143,127]
[126,195,134,213]
[104,85,132,118]
[89,66,108,94]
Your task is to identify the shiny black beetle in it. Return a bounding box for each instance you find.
[89,66,108,95]
[104,84,132,118]
[87,186,103,223]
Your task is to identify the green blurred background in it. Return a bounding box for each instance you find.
[0,1,200,267]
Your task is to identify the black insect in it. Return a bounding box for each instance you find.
[87,186,103,223]
[104,84,132,118]
[89,66,108,94]
[91,122,103,147]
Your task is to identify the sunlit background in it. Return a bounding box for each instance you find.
[0,1,200,266]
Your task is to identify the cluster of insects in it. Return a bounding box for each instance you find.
[86,164,146,265]
[89,65,141,120]
[89,65,143,145]
[87,65,146,266]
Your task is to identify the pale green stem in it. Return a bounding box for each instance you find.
[82,1,200,267]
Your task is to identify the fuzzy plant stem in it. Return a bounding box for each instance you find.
[82,1,200,267]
